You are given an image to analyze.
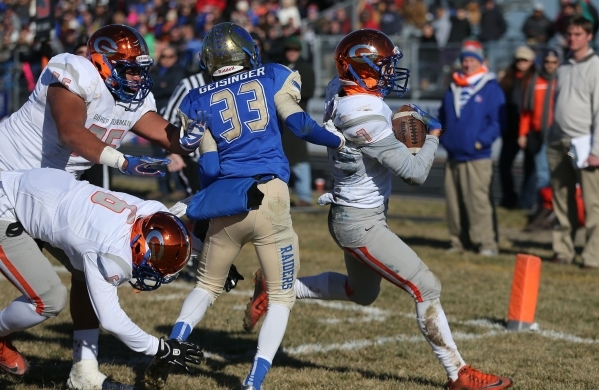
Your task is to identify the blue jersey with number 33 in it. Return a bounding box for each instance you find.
[179,64,306,183]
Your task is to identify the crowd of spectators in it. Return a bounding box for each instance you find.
[1,0,599,106]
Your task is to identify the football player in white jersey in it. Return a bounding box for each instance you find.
[242,30,514,390]
[0,24,200,389]
[0,168,203,389]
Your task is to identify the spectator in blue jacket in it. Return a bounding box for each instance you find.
[439,40,506,256]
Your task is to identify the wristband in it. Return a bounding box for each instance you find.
[99,146,126,170]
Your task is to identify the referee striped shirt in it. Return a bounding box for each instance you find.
[161,72,209,159]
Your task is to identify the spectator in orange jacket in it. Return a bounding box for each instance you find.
[518,48,559,231]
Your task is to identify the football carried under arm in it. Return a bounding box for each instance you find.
[406,103,444,136]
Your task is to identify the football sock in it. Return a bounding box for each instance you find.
[242,304,288,389]
[256,303,289,360]
[0,296,47,336]
[243,357,271,390]
[415,299,466,381]
[294,272,349,301]
[170,287,212,340]
[73,328,100,361]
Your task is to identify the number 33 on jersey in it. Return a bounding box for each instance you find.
[178,64,301,182]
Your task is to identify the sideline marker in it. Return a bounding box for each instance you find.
[507,254,542,331]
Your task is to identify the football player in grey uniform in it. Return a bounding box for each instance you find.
[242,29,513,390]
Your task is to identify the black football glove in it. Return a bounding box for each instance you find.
[224,264,245,292]
[155,338,203,371]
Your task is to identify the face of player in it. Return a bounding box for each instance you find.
[461,56,482,76]
[121,67,142,92]
[566,25,592,55]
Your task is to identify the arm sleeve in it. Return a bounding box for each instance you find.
[361,134,439,186]
[83,253,159,356]
[273,67,342,149]
[198,151,219,188]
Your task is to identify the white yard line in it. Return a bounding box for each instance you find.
[4,274,597,356]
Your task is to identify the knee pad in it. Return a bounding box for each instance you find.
[413,267,442,302]
[268,287,296,311]
[38,282,67,318]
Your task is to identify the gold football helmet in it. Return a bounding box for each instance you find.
[199,22,261,78]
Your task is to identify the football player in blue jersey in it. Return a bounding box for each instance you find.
[141,22,345,390]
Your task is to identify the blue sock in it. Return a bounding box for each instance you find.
[169,321,192,341]
[243,357,271,389]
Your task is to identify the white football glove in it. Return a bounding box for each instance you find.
[324,120,345,150]
[317,192,334,206]
[168,195,193,218]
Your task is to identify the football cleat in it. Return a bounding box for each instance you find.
[240,385,258,390]
[242,269,268,332]
[141,355,172,390]
[102,378,137,390]
[0,336,29,375]
[447,365,513,390]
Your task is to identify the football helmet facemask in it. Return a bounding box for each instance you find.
[130,212,191,291]
[199,22,261,78]
[87,24,154,103]
[334,29,409,97]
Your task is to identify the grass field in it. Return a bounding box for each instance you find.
[2,194,599,390]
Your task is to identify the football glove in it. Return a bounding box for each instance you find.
[324,120,345,150]
[119,155,171,177]
[155,338,203,371]
[224,264,245,292]
[179,109,212,152]
[406,103,443,134]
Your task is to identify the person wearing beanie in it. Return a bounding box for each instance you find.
[498,45,536,210]
[438,40,506,256]
[518,48,559,231]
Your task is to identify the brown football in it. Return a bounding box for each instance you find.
[392,105,427,155]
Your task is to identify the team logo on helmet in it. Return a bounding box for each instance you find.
[94,37,118,55]
[146,230,165,260]
[349,44,379,63]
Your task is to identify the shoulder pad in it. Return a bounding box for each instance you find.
[333,96,393,145]
[44,53,102,103]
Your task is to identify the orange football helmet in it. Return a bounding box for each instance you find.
[130,212,191,291]
[334,29,409,96]
[87,24,154,102]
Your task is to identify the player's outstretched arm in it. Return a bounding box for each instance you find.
[273,69,344,150]
[154,338,203,371]
[131,111,193,155]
